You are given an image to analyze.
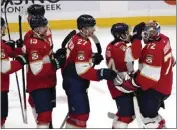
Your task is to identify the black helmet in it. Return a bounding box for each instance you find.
[27,4,45,16]
[111,23,129,38]
[29,15,48,29]
[1,17,5,27]
[77,14,96,30]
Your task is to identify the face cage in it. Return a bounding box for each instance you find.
[142,27,160,41]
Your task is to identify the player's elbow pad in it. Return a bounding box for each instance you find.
[1,60,11,74]
[30,60,43,75]
[75,62,91,76]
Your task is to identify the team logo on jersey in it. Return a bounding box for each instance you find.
[120,45,127,51]
[77,51,85,61]
[31,52,39,60]
[146,54,153,64]
[1,49,5,59]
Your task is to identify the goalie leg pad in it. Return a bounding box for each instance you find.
[66,113,89,128]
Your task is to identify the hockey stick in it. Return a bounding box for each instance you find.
[60,113,69,128]
[4,0,25,123]
[59,30,76,128]
[4,0,11,40]
[61,30,76,48]
[18,9,28,124]
[107,112,116,119]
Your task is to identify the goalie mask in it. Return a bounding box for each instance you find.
[142,20,161,42]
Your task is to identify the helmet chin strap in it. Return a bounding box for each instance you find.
[33,28,46,39]
[80,29,89,38]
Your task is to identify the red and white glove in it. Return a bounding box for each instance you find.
[114,72,139,93]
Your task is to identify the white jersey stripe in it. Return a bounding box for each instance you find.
[140,63,161,82]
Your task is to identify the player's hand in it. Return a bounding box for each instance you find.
[131,22,146,41]
[5,40,16,50]
[92,53,104,65]
[97,68,117,80]
[16,38,24,48]
[15,54,28,65]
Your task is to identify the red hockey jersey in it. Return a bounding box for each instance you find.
[106,39,142,98]
[1,40,23,92]
[135,34,173,95]
[24,31,56,93]
[64,34,99,81]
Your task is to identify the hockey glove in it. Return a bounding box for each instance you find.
[5,40,16,50]
[131,22,146,41]
[15,55,28,65]
[16,38,24,48]
[55,48,67,57]
[54,48,67,68]
[51,58,60,70]
[92,53,104,65]
[97,68,117,80]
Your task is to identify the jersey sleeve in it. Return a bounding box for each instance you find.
[1,42,22,74]
[124,39,142,62]
[27,39,56,77]
[135,46,162,90]
[72,38,99,81]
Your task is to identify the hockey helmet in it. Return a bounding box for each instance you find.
[29,15,48,30]
[111,23,130,41]
[77,14,96,30]
[27,4,45,16]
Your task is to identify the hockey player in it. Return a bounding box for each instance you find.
[1,17,27,128]
[105,22,145,128]
[62,14,117,128]
[24,4,64,127]
[115,20,174,128]
[24,15,64,128]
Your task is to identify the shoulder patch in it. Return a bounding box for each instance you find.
[119,45,127,51]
